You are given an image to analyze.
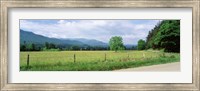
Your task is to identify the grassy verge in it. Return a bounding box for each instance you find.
[20,54,179,71]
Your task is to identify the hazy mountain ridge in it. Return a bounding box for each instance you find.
[67,38,108,47]
[20,29,108,47]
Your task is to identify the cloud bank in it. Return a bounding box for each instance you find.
[20,19,161,45]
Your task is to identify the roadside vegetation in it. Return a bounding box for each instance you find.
[20,51,179,71]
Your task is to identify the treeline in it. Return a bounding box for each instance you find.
[138,20,180,52]
[65,46,108,51]
[20,41,58,51]
[20,41,109,51]
[20,41,136,51]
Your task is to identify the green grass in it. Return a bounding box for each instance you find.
[20,50,180,71]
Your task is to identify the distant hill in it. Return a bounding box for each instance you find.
[20,29,108,47]
[124,44,137,50]
[67,38,108,47]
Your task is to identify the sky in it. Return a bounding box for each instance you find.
[20,19,161,45]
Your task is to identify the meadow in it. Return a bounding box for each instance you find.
[20,50,180,71]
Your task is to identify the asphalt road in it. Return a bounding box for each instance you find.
[116,62,180,71]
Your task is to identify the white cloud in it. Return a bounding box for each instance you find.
[58,20,65,24]
[20,20,160,45]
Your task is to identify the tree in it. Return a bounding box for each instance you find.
[145,20,180,52]
[45,42,50,49]
[109,36,125,52]
[158,20,180,52]
[26,43,33,51]
[49,43,56,49]
[145,22,162,49]
[70,46,80,50]
[31,43,36,51]
[137,39,146,50]
[20,41,27,51]
[20,45,26,51]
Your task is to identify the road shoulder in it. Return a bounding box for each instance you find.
[115,62,180,71]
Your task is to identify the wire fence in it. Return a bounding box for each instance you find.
[20,51,170,67]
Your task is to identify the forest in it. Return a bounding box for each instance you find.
[145,20,180,52]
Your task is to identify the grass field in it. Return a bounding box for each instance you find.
[20,50,180,71]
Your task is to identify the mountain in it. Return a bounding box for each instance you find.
[20,29,86,46]
[20,29,108,47]
[67,38,108,47]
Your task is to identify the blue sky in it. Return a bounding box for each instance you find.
[20,19,161,45]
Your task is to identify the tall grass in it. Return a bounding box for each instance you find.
[20,51,180,71]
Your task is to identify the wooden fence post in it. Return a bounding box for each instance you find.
[74,54,76,63]
[27,54,30,67]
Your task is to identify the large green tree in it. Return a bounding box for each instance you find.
[156,20,180,52]
[137,39,146,50]
[146,20,180,52]
[109,36,125,52]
